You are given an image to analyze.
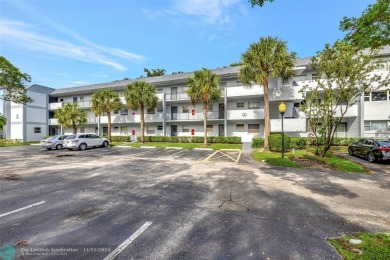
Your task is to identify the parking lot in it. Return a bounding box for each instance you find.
[1,145,390,259]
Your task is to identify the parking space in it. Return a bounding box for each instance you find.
[1,145,390,259]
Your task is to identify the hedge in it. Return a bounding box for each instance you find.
[136,136,242,144]
[290,137,307,149]
[252,138,264,148]
[269,134,291,152]
[103,136,131,142]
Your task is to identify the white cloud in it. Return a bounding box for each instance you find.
[0,19,144,71]
[171,0,242,25]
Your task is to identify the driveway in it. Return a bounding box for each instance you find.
[336,152,390,174]
[0,146,389,259]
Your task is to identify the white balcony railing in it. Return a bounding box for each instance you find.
[166,112,223,121]
[270,118,307,132]
[166,92,190,101]
[48,117,97,125]
[49,102,63,110]
[227,109,264,120]
[227,85,263,98]
[49,118,58,125]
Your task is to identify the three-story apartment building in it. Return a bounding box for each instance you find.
[3,48,390,142]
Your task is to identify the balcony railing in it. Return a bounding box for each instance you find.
[49,102,63,110]
[227,109,264,120]
[166,92,189,101]
[270,118,306,132]
[166,112,223,121]
[48,117,97,125]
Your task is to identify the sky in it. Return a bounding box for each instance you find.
[0,0,375,92]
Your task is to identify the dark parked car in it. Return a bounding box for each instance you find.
[348,139,390,163]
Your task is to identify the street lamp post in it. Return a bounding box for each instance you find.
[278,102,286,159]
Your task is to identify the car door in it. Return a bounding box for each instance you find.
[354,139,365,156]
[362,140,373,158]
[91,134,102,146]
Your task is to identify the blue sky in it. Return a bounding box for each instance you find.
[0,0,375,90]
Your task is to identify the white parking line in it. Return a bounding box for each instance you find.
[169,149,187,156]
[0,201,45,218]
[103,221,152,260]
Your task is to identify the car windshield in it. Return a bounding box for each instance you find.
[65,135,76,140]
[377,141,390,147]
[46,135,58,140]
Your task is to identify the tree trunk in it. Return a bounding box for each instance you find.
[263,80,270,151]
[140,105,145,143]
[203,106,208,146]
[107,111,112,142]
[72,122,77,134]
[320,143,331,157]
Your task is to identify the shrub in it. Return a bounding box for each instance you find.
[104,136,130,142]
[268,134,291,152]
[290,137,307,149]
[136,136,241,144]
[252,138,264,148]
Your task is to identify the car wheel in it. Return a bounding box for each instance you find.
[79,143,87,151]
[367,152,376,163]
[56,144,63,150]
[348,148,354,156]
[46,148,52,150]
[102,141,108,148]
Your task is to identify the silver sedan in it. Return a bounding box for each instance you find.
[40,135,67,150]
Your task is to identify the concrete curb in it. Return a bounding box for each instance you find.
[30,143,41,146]
[165,147,183,150]
[194,148,213,151]
[140,146,157,149]
[220,149,241,152]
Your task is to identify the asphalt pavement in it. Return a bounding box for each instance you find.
[0,145,389,259]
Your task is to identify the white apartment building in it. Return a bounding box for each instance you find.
[3,48,390,142]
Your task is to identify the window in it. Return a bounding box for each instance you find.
[312,74,318,80]
[248,102,260,109]
[147,108,155,114]
[236,124,245,131]
[364,121,371,131]
[147,126,155,135]
[113,110,119,115]
[120,126,128,135]
[157,126,163,131]
[237,102,244,108]
[113,127,119,132]
[182,125,189,132]
[364,121,390,131]
[364,92,370,102]
[206,125,213,133]
[34,127,41,133]
[157,103,163,112]
[248,124,260,133]
[208,103,213,111]
[80,96,84,100]
[371,91,388,101]
[73,97,77,103]
[121,109,128,115]
[182,105,189,113]
[157,88,163,93]
[80,127,85,133]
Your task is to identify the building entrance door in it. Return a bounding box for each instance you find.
[219,125,225,136]
[219,103,224,119]
[171,125,178,136]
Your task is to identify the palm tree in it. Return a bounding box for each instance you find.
[239,36,296,150]
[0,113,6,132]
[91,89,122,142]
[55,103,87,134]
[187,68,221,145]
[125,81,158,143]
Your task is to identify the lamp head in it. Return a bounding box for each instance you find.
[279,102,286,114]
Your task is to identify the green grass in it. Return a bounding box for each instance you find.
[252,151,303,168]
[329,232,390,260]
[0,141,39,147]
[252,148,368,173]
[123,142,242,150]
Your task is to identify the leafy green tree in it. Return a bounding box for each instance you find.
[340,0,390,49]
[0,113,6,132]
[187,68,221,145]
[249,0,274,7]
[55,103,87,134]
[125,81,158,143]
[0,56,33,104]
[239,37,296,151]
[144,68,166,77]
[91,89,122,142]
[300,40,389,157]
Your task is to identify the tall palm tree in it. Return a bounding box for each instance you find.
[0,113,6,132]
[239,36,296,150]
[187,68,221,145]
[125,81,158,143]
[91,89,122,142]
[55,103,87,134]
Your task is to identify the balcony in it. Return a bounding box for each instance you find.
[166,112,223,121]
[227,109,264,120]
[48,117,97,125]
[227,85,263,98]
[49,102,63,110]
[166,92,190,101]
[49,118,58,125]
[270,118,306,132]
